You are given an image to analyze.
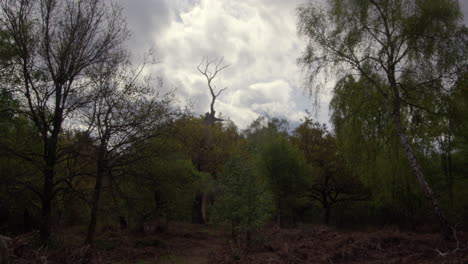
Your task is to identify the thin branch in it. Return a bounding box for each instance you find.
[197,56,230,117]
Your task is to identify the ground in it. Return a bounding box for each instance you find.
[6,223,468,264]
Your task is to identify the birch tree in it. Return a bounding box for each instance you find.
[297,0,467,238]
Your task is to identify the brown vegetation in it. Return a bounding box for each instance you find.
[5,224,468,264]
[214,225,468,264]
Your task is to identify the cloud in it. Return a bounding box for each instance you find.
[143,0,323,128]
[117,0,171,52]
[126,0,448,131]
[119,0,468,130]
[461,0,468,25]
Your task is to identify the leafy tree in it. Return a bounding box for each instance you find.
[291,116,369,225]
[298,0,467,237]
[446,72,468,220]
[451,73,468,163]
[329,75,468,228]
[247,117,310,227]
[169,115,242,223]
[0,89,42,234]
[211,155,273,246]
[125,155,210,228]
[0,29,16,77]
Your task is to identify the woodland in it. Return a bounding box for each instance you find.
[0,0,467,263]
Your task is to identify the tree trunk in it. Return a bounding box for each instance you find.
[277,199,282,228]
[85,152,106,245]
[324,205,331,225]
[246,230,251,248]
[389,80,452,239]
[39,93,64,243]
[23,208,32,233]
[0,235,10,264]
[85,172,103,244]
[201,191,208,224]
[197,112,216,225]
[446,132,453,207]
[191,193,203,224]
[40,149,56,243]
[40,187,52,242]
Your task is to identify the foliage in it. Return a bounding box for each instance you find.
[1,0,129,242]
[0,0,468,253]
[210,155,273,245]
[129,157,210,223]
[246,117,310,226]
[291,115,370,224]
[298,0,467,236]
[330,74,468,227]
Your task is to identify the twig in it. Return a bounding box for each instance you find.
[435,223,468,257]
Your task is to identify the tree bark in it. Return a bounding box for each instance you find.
[389,76,452,239]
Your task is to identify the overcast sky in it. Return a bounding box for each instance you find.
[118,0,468,129]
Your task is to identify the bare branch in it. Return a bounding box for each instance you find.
[197,57,230,120]
[435,223,468,257]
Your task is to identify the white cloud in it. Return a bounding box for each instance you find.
[123,0,330,129]
[120,0,468,129]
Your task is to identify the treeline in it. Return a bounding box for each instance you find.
[2,95,468,246]
[0,0,467,249]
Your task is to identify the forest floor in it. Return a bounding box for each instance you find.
[7,223,468,264]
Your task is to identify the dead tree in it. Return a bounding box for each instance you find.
[195,57,229,223]
[197,57,230,126]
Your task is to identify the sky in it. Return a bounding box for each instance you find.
[117,0,468,130]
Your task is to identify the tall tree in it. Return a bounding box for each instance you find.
[197,57,230,126]
[82,57,175,244]
[0,0,127,242]
[298,0,467,238]
[211,155,273,247]
[292,117,369,224]
[246,117,310,227]
[195,57,230,223]
[330,76,423,227]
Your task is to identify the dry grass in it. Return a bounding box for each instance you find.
[7,224,468,264]
[212,225,468,264]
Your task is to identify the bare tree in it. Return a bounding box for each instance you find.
[197,57,230,126]
[0,0,128,242]
[195,57,229,223]
[82,56,176,244]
